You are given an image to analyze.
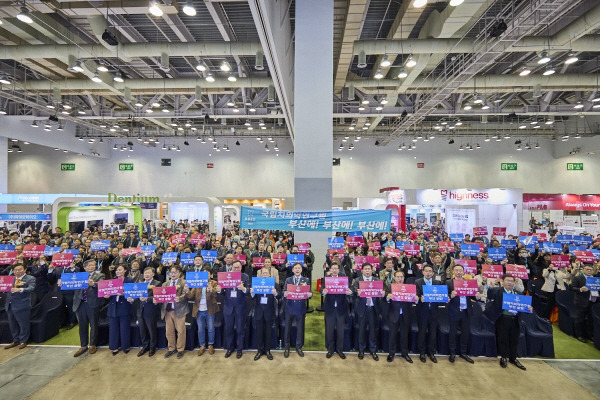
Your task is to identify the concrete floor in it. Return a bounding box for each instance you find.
[547,360,600,399]
[0,348,596,400]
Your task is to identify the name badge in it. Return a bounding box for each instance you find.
[260,296,268,304]
[435,276,442,281]
[408,269,413,274]
[230,290,237,297]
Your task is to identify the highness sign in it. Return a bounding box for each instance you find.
[417,188,520,206]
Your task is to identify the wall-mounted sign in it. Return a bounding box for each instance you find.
[416,188,521,206]
[567,163,583,171]
[107,193,160,203]
[501,163,517,171]
[119,163,134,171]
[61,163,75,171]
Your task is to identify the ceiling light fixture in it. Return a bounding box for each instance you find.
[205,73,215,82]
[519,68,531,76]
[148,1,164,17]
[397,67,408,79]
[220,61,231,72]
[97,63,108,72]
[91,72,102,83]
[113,72,124,82]
[182,1,197,16]
[374,68,384,79]
[17,6,33,24]
[543,65,555,76]
[405,54,417,68]
[450,0,465,5]
[538,51,551,65]
[380,55,391,68]
[565,55,578,65]
[227,73,237,82]
[413,0,427,8]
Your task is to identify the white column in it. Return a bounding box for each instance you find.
[294,0,334,279]
[0,137,7,212]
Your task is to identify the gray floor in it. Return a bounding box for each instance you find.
[0,347,84,400]
[546,360,600,399]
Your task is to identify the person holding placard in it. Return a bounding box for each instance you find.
[49,261,80,330]
[4,264,35,349]
[70,259,105,357]
[184,255,205,273]
[540,263,570,320]
[321,262,352,359]
[571,265,599,342]
[160,265,190,359]
[415,264,444,363]
[251,267,280,361]
[351,263,383,361]
[283,263,312,358]
[136,267,160,357]
[187,266,218,356]
[217,260,250,359]
[105,265,133,355]
[250,242,271,276]
[447,265,480,364]
[484,274,532,370]
[379,257,396,293]
[385,270,413,363]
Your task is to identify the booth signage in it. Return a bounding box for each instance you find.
[119,163,134,171]
[416,188,520,206]
[501,163,517,171]
[567,163,583,171]
[107,193,160,203]
[61,163,75,171]
[523,193,600,211]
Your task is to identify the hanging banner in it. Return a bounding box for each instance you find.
[240,207,391,232]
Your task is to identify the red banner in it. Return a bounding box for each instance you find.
[391,283,417,302]
[286,284,311,300]
[189,234,206,245]
[218,271,242,288]
[492,227,507,237]
[368,241,381,251]
[404,244,420,256]
[0,251,18,265]
[384,247,401,258]
[121,247,142,256]
[170,233,187,245]
[324,277,348,294]
[233,254,246,265]
[347,236,364,247]
[574,250,594,264]
[0,275,15,292]
[296,243,310,254]
[272,253,288,265]
[359,280,384,298]
[252,257,265,269]
[523,193,600,211]
[438,241,455,253]
[97,278,124,297]
[551,255,570,268]
[153,286,177,303]
[51,253,74,267]
[453,279,479,296]
[22,245,46,258]
[505,264,528,279]
[473,226,488,237]
[482,264,503,279]
[455,259,477,275]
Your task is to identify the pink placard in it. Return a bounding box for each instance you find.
[0,251,18,265]
[233,254,246,265]
[170,233,187,245]
[121,247,142,257]
[519,231,531,237]
[327,249,345,259]
[153,286,176,303]
[455,259,477,275]
[297,243,309,254]
[473,226,488,237]
[218,271,242,288]
[492,227,507,237]
[482,264,503,279]
[359,280,384,298]
[551,255,570,268]
[0,275,15,292]
[347,236,364,248]
[438,241,455,253]
[51,253,74,267]
[404,244,420,256]
[22,245,46,258]
[354,256,368,270]
[367,256,380,269]
[574,250,594,264]
[391,283,417,302]
[272,253,287,265]
[97,278,124,297]
[189,234,206,245]
[324,276,348,294]
[385,247,401,258]
[453,279,478,296]
[252,257,265,268]
[505,264,528,279]
[368,241,381,251]
[286,284,311,300]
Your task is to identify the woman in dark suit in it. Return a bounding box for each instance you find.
[105,264,134,355]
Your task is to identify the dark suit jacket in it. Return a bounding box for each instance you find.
[415,277,445,313]
[284,276,310,316]
[484,286,515,323]
[107,277,134,317]
[351,276,382,318]
[447,279,476,321]
[321,274,350,316]
[137,279,161,318]
[252,283,280,321]
[5,274,36,312]
[73,271,106,311]
[571,273,594,307]
[385,287,412,324]
[221,273,250,316]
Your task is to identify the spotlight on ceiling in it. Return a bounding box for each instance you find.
[17,6,33,24]
[538,51,551,65]
[182,1,197,16]
[413,0,428,8]
[149,1,164,17]
[102,29,119,46]
[113,72,124,82]
[380,55,391,68]
[397,67,408,79]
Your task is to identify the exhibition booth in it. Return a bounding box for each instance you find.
[523,193,600,235]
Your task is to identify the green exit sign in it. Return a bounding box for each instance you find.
[567,162,583,171]
[119,163,134,171]
[501,163,517,171]
[61,163,75,171]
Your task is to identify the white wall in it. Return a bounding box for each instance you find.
[7,136,600,199]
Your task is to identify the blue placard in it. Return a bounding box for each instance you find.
[461,243,480,257]
[64,249,79,255]
[449,233,465,243]
[124,282,148,299]
[396,241,409,249]
[240,207,391,232]
[590,249,600,260]
[586,277,600,291]
[542,242,563,254]
[185,271,209,288]
[347,231,363,237]
[0,244,15,251]
[328,237,345,249]
[502,293,532,313]
[200,250,217,263]
[60,272,89,290]
[556,235,574,245]
[287,253,305,266]
[525,243,537,253]
[574,235,593,246]
[141,245,156,256]
[488,247,507,261]
[252,277,275,294]
[0,213,51,221]
[422,284,449,303]
[519,235,538,245]
[569,245,587,253]
[180,253,195,265]
[161,252,178,264]
[501,239,517,250]
[90,240,110,251]
[44,246,61,256]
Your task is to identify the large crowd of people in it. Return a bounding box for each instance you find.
[1,218,599,370]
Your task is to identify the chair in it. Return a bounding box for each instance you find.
[527,279,548,317]
[592,303,600,350]
[29,291,64,343]
[436,305,451,355]
[405,277,417,285]
[469,304,497,357]
[520,312,555,357]
[555,290,577,336]
[0,293,10,343]
[96,304,110,346]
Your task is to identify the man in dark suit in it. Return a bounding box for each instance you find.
[4,264,36,349]
[136,267,160,357]
[351,263,383,361]
[321,262,351,359]
[217,260,250,359]
[415,264,443,363]
[484,274,532,370]
[571,264,598,342]
[218,253,235,273]
[251,267,280,361]
[385,270,413,363]
[447,264,480,363]
[69,259,105,357]
[49,261,80,329]
[283,263,312,357]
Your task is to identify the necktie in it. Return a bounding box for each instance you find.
[15,277,20,285]
[294,277,299,285]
